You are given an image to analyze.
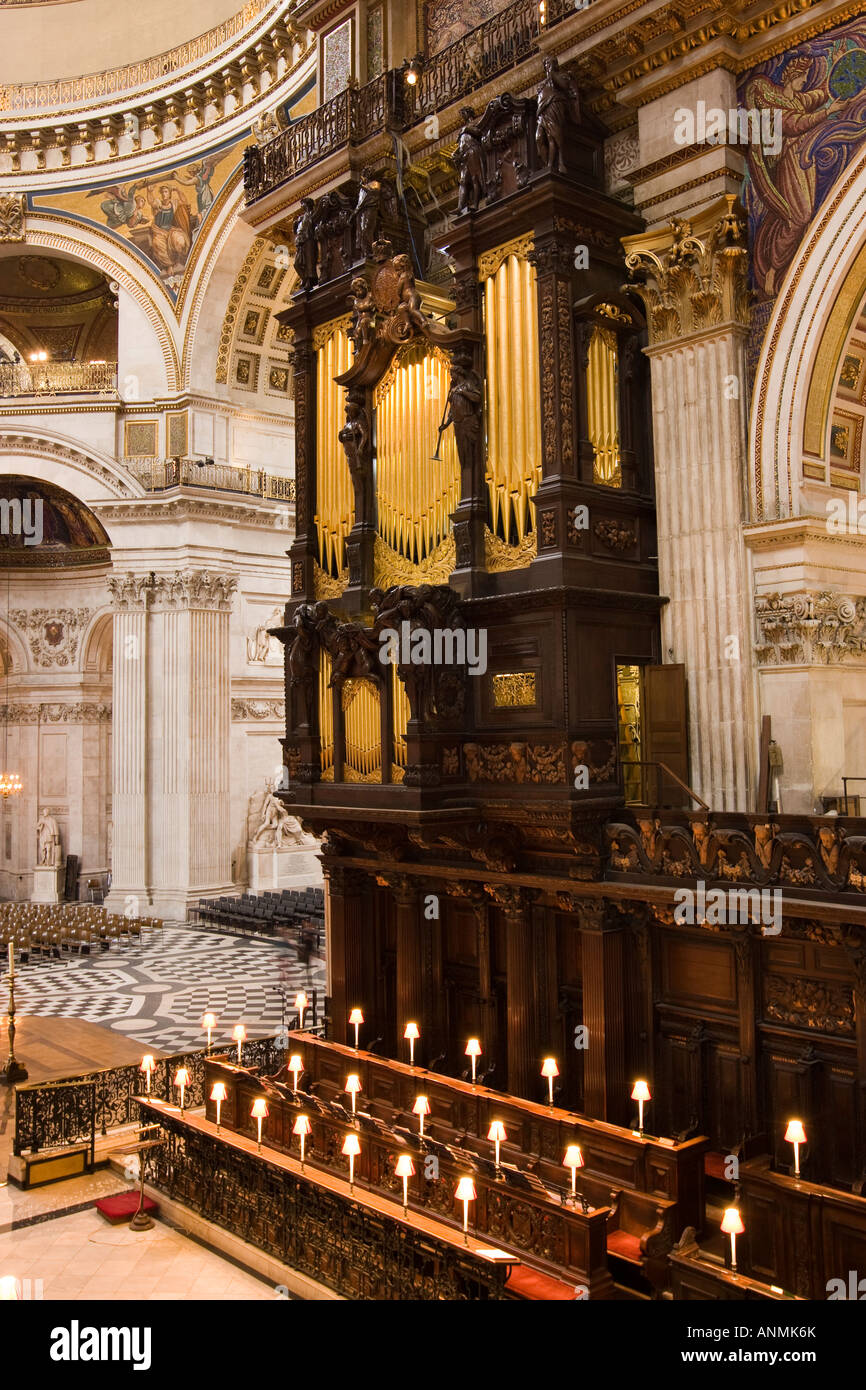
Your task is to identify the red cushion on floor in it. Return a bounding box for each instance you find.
[705,1152,731,1182]
[505,1266,576,1300]
[606,1229,641,1261]
[95,1192,158,1224]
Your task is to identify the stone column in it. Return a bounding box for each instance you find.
[106,573,149,907]
[624,197,756,811]
[577,899,627,1125]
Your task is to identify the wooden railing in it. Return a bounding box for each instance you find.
[244,0,577,203]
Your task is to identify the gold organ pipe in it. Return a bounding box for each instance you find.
[319,650,334,777]
[344,680,381,781]
[392,661,409,769]
[587,325,620,486]
[482,248,542,544]
[315,326,354,575]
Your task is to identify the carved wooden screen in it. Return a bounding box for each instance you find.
[374,341,459,566]
[480,234,542,542]
[315,317,354,577]
[343,678,382,782]
[586,324,621,486]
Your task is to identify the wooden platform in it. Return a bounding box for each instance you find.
[0,1015,165,1085]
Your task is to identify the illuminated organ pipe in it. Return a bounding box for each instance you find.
[315,320,354,577]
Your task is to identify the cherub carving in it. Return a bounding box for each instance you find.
[348,276,377,348]
[392,253,427,337]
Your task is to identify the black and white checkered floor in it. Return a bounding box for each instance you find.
[4,926,326,1055]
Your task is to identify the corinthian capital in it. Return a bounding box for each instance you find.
[623,195,750,345]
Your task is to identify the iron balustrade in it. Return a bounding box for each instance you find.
[243,0,576,203]
[0,362,117,397]
[122,456,295,501]
[13,1035,287,1156]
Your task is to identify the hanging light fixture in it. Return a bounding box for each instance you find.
[1,563,22,799]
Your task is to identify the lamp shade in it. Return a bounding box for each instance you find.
[201,1012,217,1029]
[295,992,308,1011]
[288,1053,303,1073]
[349,1008,364,1025]
[784,1119,806,1145]
[631,1080,651,1102]
[564,1144,584,1170]
[395,1154,415,1178]
[404,1022,420,1040]
[455,1176,476,1202]
[541,1057,559,1079]
[345,1073,362,1094]
[210,1082,227,1102]
[232,1024,246,1042]
[465,1038,482,1057]
[342,1134,361,1157]
[140,1054,155,1072]
[487,1121,507,1144]
[413,1095,430,1116]
[174,1067,190,1087]
[720,1207,745,1236]
[293,1115,311,1137]
[251,1098,269,1119]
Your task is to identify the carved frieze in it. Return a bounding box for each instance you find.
[0,702,110,724]
[463,741,566,785]
[754,591,866,666]
[11,608,93,668]
[231,699,286,721]
[763,974,854,1037]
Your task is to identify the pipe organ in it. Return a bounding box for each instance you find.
[342,679,382,782]
[480,236,543,542]
[586,323,621,487]
[315,318,354,578]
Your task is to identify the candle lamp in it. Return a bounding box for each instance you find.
[395,1154,415,1213]
[349,1008,364,1050]
[295,992,308,1027]
[201,1012,217,1054]
[631,1079,651,1132]
[487,1121,507,1175]
[293,1114,312,1168]
[541,1057,559,1107]
[784,1119,807,1177]
[563,1144,584,1202]
[465,1038,482,1085]
[455,1176,476,1244]
[288,1053,303,1092]
[174,1066,190,1113]
[342,1133,361,1190]
[210,1081,227,1132]
[345,1073,362,1115]
[232,1024,246,1065]
[404,1022,420,1066]
[251,1097,269,1153]
[140,1055,156,1095]
[413,1094,430,1136]
[721,1207,745,1272]
[0,941,26,1085]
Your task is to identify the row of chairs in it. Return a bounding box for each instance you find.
[0,903,163,963]
[195,887,324,941]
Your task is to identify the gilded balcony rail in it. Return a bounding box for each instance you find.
[0,361,117,396]
[244,0,577,204]
[123,456,295,501]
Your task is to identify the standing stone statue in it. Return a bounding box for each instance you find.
[36,809,60,866]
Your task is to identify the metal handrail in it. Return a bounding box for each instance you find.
[841,778,866,815]
[624,759,709,811]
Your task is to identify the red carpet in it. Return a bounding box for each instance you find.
[95,1191,158,1224]
[505,1266,576,1300]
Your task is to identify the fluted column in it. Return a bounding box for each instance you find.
[323,864,370,1043]
[625,197,755,811]
[107,574,149,904]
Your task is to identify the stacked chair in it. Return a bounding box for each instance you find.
[195,887,324,948]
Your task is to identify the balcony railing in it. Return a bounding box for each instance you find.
[123,456,295,502]
[244,0,576,204]
[0,361,117,397]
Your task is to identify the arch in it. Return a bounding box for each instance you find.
[0,427,144,505]
[750,141,866,522]
[19,217,181,391]
[0,616,31,676]
[81,609,114,677]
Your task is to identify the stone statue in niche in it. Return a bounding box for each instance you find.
[354,167,382,258]
[347,276,377,348]
[293,197,319,292]
[338,388,373,522]
[443,346,483,476]
[536,55,581,174]
[36,809,61,866]
[453,106,486,214]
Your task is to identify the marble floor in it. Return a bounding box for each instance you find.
[3,924,326,1055]
[0,1205,277,1300]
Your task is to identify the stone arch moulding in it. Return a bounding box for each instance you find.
[15,218,181,392]
[0,615,32,678]
[751,143,866,525]
[81,609,114,677]
[0,427,144,504]
[179,179,248,391]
